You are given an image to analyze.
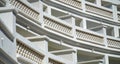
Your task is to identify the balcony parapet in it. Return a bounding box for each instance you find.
[17,41,44,64]
[76,27,104,45]
[44,14,73,37]
[16,33,44,64]
[56,0,82,10]
[85,1,113,19]
[9,0,40,23]
[107,36,120,49]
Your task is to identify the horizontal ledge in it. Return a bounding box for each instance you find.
[50,49,75,54]
[78,59,103,64]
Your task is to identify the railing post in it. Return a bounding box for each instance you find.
[112,5,118,22]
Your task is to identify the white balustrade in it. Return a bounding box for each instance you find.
[44,16,72,36]
[107,38,120,48]
[57,0,82,9]
[9,0,39,20]
[76,29,104,44]
[17,42,44,64]
[86,4,113,19]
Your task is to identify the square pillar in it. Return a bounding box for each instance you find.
[82,18,87,29]
[104,55,109,64]
[112,5,118,22]
[103,25,107,47]
[71,17,76,39]
[96,0,101,6]
[114,26,119,38]
[81,0,86,12]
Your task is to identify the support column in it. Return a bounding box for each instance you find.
[71,17,76,39]
[39,1,44,27]
[104,55,109,64]
[5,0,10,6]
[112,5,118,22]
[103,25,107,47]
[82,18,87,29]
[0,11,16,61]
[96,0,101,6]
[72,49,77,64]
[81,0,86,12]
[114,26,119,38]
[47,6,51,15]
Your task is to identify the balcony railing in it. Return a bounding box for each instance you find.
[107,37,120,49]
[86,4,113,19]
[76,28,104,44]
[9,0,39,21]
[44,16,72,36]
[57,0,82,9]
[17,41,44,64]
[49,59,63,64]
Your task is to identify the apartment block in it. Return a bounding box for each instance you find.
[0,0,120,64]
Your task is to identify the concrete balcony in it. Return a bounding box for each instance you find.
[16,34,44,64]
[53,0,113,19]
[85,2,113,19]
[9,0,40,24]
[57,0,82,10]
[107,36,120,49]
[76,27,104,45]
[44,14,73,37]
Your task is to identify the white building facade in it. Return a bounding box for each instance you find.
[0,0,120,64]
